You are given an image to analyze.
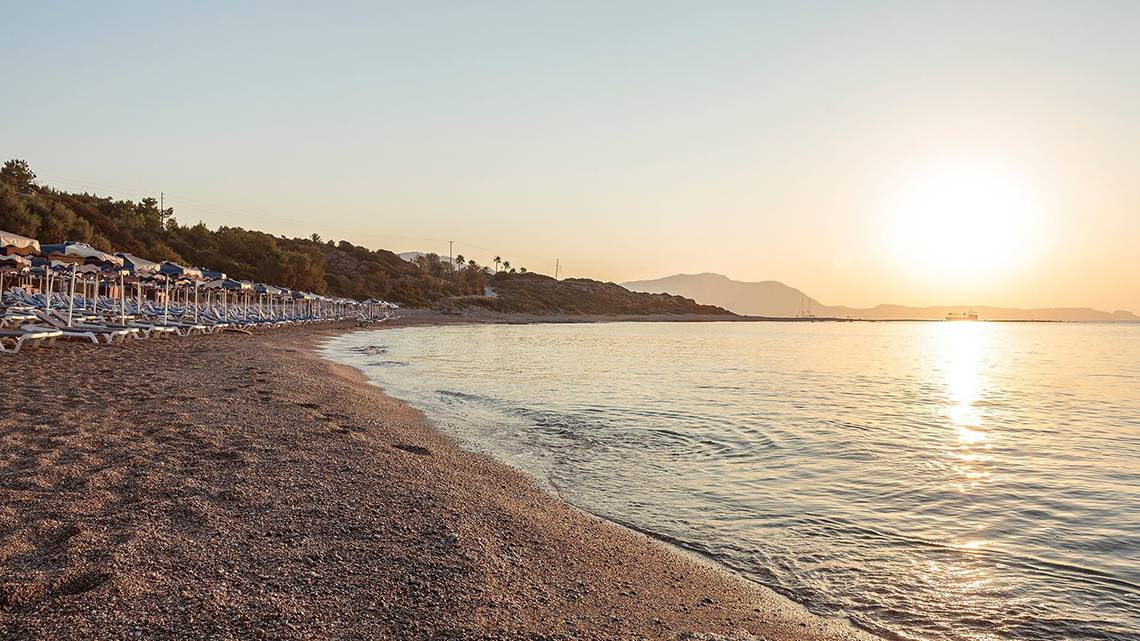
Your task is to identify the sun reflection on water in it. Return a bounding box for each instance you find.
[934,322,997,494]
[927,323,1001,627]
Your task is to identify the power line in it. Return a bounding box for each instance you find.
[44,172,554,273]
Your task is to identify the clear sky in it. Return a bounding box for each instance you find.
[4,1,1138,312]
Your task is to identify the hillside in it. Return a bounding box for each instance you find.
[445,272,733,316]
[0,159,722,316]
[624,272,1139,321]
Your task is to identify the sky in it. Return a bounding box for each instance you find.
[4,1,1139,312]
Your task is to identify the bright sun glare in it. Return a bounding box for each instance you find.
[885,162,1044,287]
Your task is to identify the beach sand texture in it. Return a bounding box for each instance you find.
[1,325,873,640]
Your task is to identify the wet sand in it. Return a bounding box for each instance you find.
[1,323,876,640]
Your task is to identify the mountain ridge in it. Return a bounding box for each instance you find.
[622,273,1138,321]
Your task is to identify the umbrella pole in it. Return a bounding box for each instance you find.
[67,265,77,327]
[194,281,199,324]
[120,273,126,325]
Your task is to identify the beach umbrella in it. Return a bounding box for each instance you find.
[117,253,163,324]
[41,242,124,326]
[29,256,77,312]
[158,262,202,281]
[194,269,227,322]
[204,278,249,322]
[2,231,40,296]
[0,230,41,256]
[118,253,162,277]
[292,291,310,320]
[252,284,283,319]
[0,253,32,269]
[41,242,124,269]
[0,253,31,297]
[158,262,203,322]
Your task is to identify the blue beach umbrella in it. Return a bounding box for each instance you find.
[40,242,124,326]
[204,278,250,322]
[158,262,204,322]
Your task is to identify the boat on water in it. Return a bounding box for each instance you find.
[945,310,979,321]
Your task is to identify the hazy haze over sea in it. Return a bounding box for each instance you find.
[324,321,1140,641]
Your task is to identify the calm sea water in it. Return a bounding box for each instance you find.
[323,321,1140,641]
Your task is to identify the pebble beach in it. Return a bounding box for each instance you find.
[1,323,873,640]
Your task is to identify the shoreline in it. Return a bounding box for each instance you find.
[396,308,1136,325]
[2,323,876,640]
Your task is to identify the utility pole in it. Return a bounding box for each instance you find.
[554,258,559,280]
[448,240,454,272]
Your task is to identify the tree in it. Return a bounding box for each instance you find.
[1,159,36,192]
[502,260,511,272]
[0,182,39,236]
[310,233,322,243]
[454,254,465,270]
[519,267,527,273]
[493,255,501,272]
[0,165,520,309]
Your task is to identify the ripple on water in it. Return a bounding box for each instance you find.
[324,322,1140,641]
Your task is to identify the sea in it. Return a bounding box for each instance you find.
[322,321,1140,641]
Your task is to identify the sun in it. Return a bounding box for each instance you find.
[883,161,1044,287]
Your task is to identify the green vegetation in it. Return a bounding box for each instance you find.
[456,271,732,315]
[1,159,731,315]
[0,159,486,305]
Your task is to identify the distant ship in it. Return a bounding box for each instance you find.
[945,310,979,321]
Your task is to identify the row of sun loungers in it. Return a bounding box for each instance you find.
[0,287,391,354]
[1,232,397,355]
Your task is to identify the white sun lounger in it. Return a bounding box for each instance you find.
[0,326,63,353]
[28,313,133,345]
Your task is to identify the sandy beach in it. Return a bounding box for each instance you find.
[1,323,874,640]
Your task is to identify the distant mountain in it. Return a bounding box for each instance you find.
[623,273,822,317]
[622,273,1139,321]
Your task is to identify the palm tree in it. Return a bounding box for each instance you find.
[467,259,478,270]
[455,254,465,271]
[502,260,511,272]
[493,256,502,272]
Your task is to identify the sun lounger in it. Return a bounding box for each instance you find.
[146,318,210,336]
[1,311,38,328]
[0,326,63,353]
[29,312,133,345]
